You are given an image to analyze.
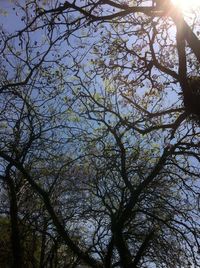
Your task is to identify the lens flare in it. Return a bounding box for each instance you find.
[172,0,200,10]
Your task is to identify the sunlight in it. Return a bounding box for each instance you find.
[172,0,200,10]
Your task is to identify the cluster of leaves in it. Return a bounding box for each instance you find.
[0,0,200,267]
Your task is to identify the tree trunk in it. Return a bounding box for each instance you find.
[6,172,23,268]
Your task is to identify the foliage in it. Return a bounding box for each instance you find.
[0,0,200,267]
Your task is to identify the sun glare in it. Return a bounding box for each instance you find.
[172,0,200,11]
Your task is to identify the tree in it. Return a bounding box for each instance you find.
[0,0,200,267]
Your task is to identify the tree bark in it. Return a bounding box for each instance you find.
[6,168,23,268]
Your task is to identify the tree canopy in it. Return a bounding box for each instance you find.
[0,0,200,267]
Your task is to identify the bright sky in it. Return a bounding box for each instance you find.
[172,0,200,10]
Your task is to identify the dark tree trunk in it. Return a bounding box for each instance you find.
[6,172,23,268]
